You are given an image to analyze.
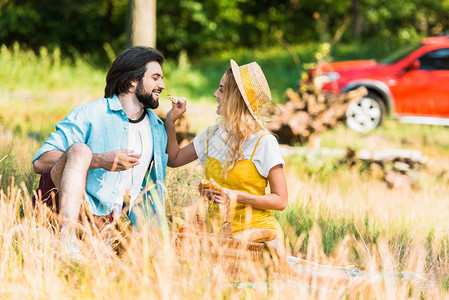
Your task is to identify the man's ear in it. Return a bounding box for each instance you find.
[129,80,138,92]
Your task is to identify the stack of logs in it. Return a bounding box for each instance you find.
[280,145,428,189]
[341,147,427,189]
[262,82,367,145]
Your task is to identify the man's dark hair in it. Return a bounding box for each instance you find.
[104,46,164,98]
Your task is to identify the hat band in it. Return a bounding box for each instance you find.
[240,65,259,112]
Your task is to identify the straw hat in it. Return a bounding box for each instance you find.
[230,59,271,127]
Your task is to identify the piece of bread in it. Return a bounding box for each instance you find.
[166,94,179,103]
[233,228,277,243]
[198,178,223,195]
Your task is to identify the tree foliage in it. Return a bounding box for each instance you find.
[0,0,448,63]
[0,0,128,63]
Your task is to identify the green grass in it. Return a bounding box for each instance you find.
[0,133,39,193]
[0,43,105,95]
[0,39,413,106]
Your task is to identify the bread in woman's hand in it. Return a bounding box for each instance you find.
[233,228,277,243]
[198,178,223,195]
[167,94,180,103]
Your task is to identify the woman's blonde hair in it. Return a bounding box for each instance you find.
[219,68,260,174]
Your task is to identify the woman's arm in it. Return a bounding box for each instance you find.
[165,100,198,167]
[216,164,288,211]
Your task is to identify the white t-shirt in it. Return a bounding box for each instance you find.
[113,113,153,217]
[193,124,285,178]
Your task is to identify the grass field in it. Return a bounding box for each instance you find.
[1,42,449,298]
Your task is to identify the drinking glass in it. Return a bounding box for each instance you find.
[128,130,143,186]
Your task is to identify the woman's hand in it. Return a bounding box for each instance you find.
[166,97,187,124]
[165,97,198,168]
[206,187,238,208]
[206,165,288,211]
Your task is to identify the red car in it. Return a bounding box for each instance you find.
[309,35,449,132]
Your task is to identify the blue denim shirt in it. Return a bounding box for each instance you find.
[32,95,168,224]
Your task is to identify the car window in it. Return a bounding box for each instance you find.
[419,48,449,70]
[380,43,423,64]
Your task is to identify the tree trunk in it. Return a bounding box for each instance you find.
[352,0,362,39]
[128,0,156,47]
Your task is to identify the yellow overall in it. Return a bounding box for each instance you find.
[205,129,284,240]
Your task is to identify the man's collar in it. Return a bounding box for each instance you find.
[108,94,163,125]
[146,109,164,125]
[107,95,123,111]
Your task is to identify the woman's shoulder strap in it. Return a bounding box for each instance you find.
[206,124,220,156]
[250,131,272,160]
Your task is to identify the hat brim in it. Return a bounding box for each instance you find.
[230,59,265,128]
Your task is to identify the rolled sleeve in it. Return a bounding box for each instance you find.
[32,108,87,163]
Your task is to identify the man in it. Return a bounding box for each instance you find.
[32,46,168,256]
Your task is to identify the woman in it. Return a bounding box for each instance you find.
[165,60,288,254]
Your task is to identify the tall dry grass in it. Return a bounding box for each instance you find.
[2,100,449,298]
[1,161,448,299]
[280,164,449,286]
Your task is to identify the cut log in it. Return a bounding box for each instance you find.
[356,149,428,166]
[265,80,368,145]
[287,111,311,136]
[280,145,426,189]
[384,170,414,189]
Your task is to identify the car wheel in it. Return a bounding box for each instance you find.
[346,91,385,132]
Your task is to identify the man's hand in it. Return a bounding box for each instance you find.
[166,98,187,124]
[92,150,140,172]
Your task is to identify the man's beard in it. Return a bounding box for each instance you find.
[136,80,159,109]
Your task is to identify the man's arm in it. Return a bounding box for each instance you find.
[33,150,64,174]
[33,148,141,175]
[32,107,86,174]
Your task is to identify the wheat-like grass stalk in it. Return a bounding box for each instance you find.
[0,171,447,299]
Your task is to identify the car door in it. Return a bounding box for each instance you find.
[391,48,449,117]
